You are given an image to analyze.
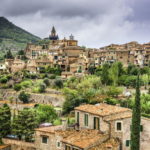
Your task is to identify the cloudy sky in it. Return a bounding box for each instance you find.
[0,0,150,48]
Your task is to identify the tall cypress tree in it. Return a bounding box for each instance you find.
[131,74,141,150]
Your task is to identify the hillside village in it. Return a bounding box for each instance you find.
[0,27,150,78]
[0,27,150,150]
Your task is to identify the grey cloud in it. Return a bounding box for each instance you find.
[0,0,150,48]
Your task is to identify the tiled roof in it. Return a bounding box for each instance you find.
[58,129,108,149]
[104,111,132,121]
[0,145,10,149]
[89,138,120,150]
[75,103,131,117]
[35,125,63,134]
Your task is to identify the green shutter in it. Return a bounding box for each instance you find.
[84,114,88,126]
[126,140,130,147]
[84,114,86,126]
[77,112,79,123]
[87,114,88,126]
[140,125,143,132]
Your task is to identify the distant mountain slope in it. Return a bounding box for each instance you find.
[0,17,40,53]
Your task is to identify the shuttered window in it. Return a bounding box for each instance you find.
[77,112,79,123]
[126,140,130,147]
[84,114,88,126]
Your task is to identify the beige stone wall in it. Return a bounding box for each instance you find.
[2,138,35,150]
[75,111,109,133]
[35,131,64,150]
[110,117,150,150]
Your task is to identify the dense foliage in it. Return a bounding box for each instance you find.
[12,109,38,142]
[35,104,58,123]
[0,104,11,144]
[131,75,141,150]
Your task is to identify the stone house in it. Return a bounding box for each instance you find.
[3,103,150,150]
[0,145,11,150]
[11,59,26,73]
[75,103,150,150]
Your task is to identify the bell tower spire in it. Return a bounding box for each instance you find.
[49,26,59,40]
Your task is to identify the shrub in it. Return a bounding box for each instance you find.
[18,91,30,104]
[106,86,123,97]
[49,75,56,79]
[0,76,8,83]
[35,104,58,123]
[54,79,63,89]
[33,83,46,93]
[104,98,118,105]
[43,78,50,86]
[38,83,46,93]
[20,80,32,88]
[14,84,22,91]
[53,119,61,125]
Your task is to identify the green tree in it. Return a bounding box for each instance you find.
[38,83,46,93]
[36,104,57,123]
[4,50,14,59]
[101,63,110,86]
[13,84,22,91]
[0,104,11,144]
[62,87,88,114]
[18,91,30,103]
[12,109,38,142]
[0,76,8,83]
[54,79,63,89]
[18,50,25,55]
[131,74,141,150]
[88,65,96,74]
[43,78,50,86]
[109,62,119,86]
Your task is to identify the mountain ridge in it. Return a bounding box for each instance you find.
[0,17,40,55]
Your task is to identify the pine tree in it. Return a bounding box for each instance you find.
[131,74,141,150]
[12,109,38,142]
[0,104,11,144]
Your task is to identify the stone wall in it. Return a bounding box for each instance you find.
[110,117,150,150]
[75,110,109,133]
[35,131,57,150]
[2,139,35,150]
[0,89,64,107]
[0,145,11,150]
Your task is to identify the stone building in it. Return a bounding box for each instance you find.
[25,27,84,74]
[10,59,26,73]
[75,103,150,150]
[2,103,150,150]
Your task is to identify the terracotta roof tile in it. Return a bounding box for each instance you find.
[89,138,120,150]
[35,125,63,133]
[58,129,108,149]
[75,103,131,117]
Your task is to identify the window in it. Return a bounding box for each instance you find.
[65,145,71,150]
[84,114,88,126]
[116,121,122,131]
[77,112,79,123]
[73,148,79,150]
[126,140,130,147]
[57,141,61,148]
[94,117,100,130]
[42,136,48,144]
